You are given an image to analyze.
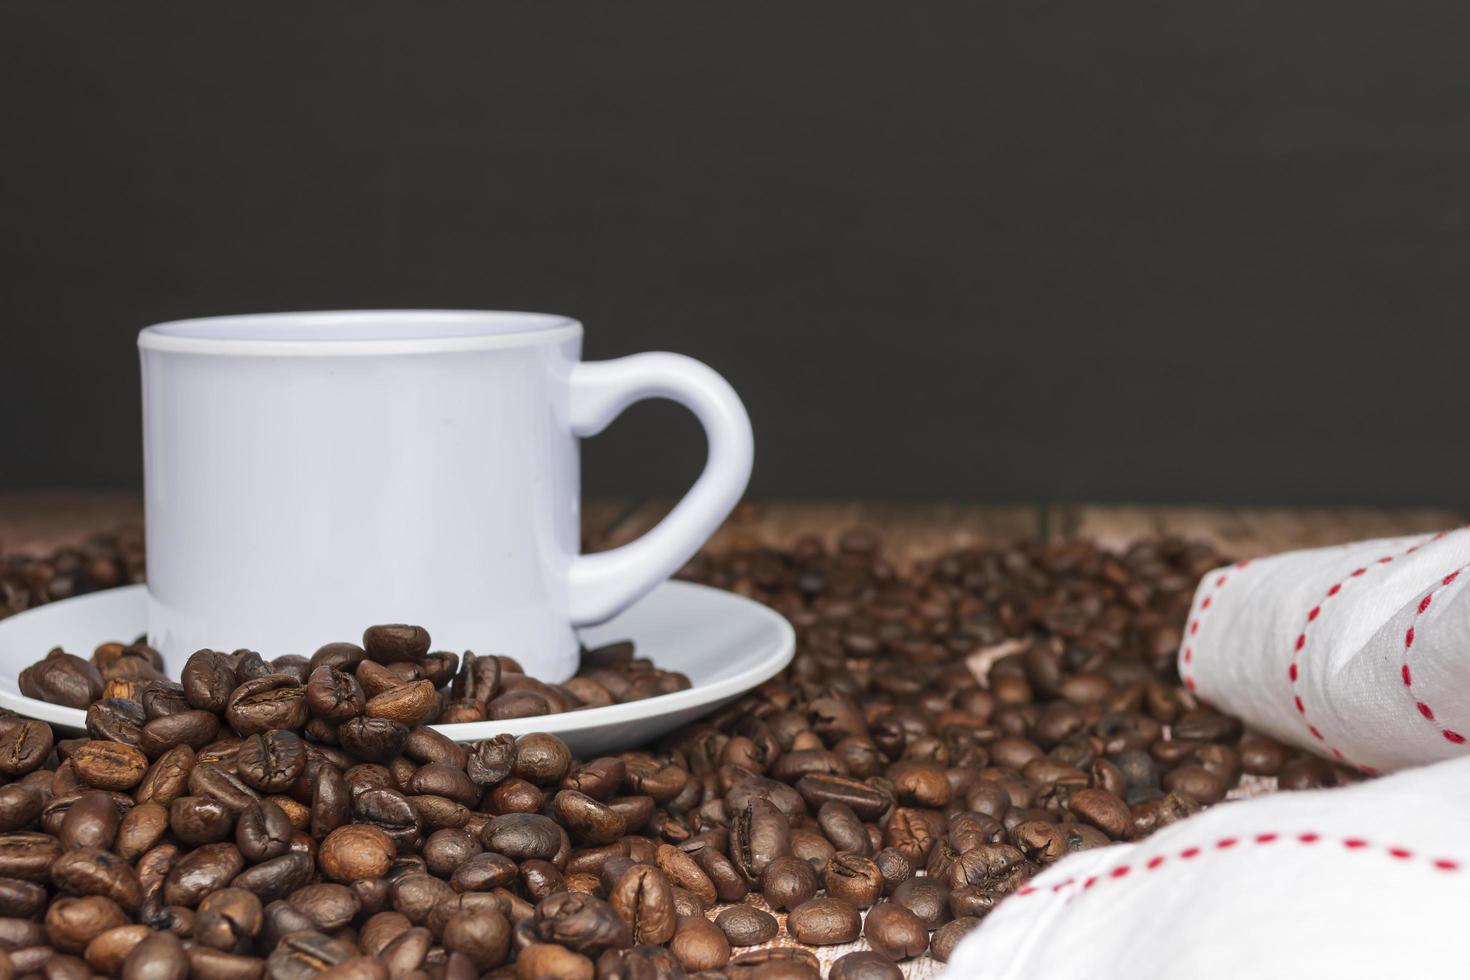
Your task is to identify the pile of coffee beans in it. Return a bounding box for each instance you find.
[20,631,691,725]
[0,529,144,621]
[0,528,1354,980]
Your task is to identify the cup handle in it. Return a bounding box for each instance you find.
[567,352,753,626]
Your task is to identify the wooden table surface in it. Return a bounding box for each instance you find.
[3,490,1463,559]
[2,490,1465,977]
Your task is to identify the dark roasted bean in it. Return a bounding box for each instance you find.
[830,950,904,980]
[786,897,861,945]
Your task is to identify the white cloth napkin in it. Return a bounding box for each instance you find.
[1177,526,1470,774]
[942,755,1470,980]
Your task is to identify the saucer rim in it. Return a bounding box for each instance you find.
[0,580,796,740]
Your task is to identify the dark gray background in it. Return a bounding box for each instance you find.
[3,1,1467,506]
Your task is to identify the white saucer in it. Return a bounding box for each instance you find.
[0,581,794,756]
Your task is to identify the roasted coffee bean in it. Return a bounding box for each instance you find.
[391,873,455,925]
[759,855,817,912]
[886,761,951,808]
[552,791,626,846]
[235,799,294,863]
[20,653,103,709]
[930,916,982,962]
[1162,765,1228,804]
[463,735,514,787]
[365,681,438,727]
[351,788,419,852]
[786,897,861,945]
[378,924,431,976]
[0,784,43,833]
[0,831,63,882]
[163,842,244,907]
[268,929,354,980]
[182,946,264,980]
[678,838,744,904]
[824,851,883,908]
[0,918,47,955]
[138,710,221,759]
[259,900,318,954]
[169,796,233,846]
[226,676,309,737]
[490,778,543,815]
[863,901,929,961]
[439,906,512,969]
[816,801,869,855]
[52,847,143,911]
[1238,735,1288,776]
[713,904,778,947]
[238,731,307,793]
[668,913,729,972]
[0,875,44,921]
[421,828,480,878]
[405,763,476,805]
[362,626,430,665]
[181,652,237,715]
[516,943,593,980]
[891,876,951,930]
[112,802,167,862]
[304,667,364,724]
[830,950,904,980]
[190,763,260,815]
[792,774,888,821]
[648,844,711,911]
[481,813,561,862]
[729,798,789,884]
[135,746,195,806]
[450,851,519,894]
[531,892,628,957]
[84,923,152,974]
[359,910,411,956]
[607,864,676,946]
[59,790,121,851]
[336,719,409,764]
[509,734,571,786]
[71,741,149,791]
[1067,787,1132,839]
[672,892,710,931]
[47,895,127,953]
[561,757,625,800]
[195,888,262,950]
[730,946,822,977]
[288,883,359,931]
[1278,755,1336,791]
[311,765,351,839]
[233,852,317,910]
[1011,819,1067,863]
[121,930,187,980]
[0,721,53,778]
[311,642,367,673]
[872,847,913,895]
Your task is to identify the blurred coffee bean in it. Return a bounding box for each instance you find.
[786,897,861,945]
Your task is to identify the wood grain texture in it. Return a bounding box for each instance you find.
[604,499,1041,565]
[1051,505,1465,557]
[0,490,143,555]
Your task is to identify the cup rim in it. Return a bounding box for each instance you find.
[138,310,583,355]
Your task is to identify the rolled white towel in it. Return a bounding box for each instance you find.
[1178,527,1470,774]
[942,755,1470,980]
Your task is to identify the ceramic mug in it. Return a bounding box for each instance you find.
[137,310,753,680]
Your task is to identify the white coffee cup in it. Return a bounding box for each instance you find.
[137,310,753,680]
